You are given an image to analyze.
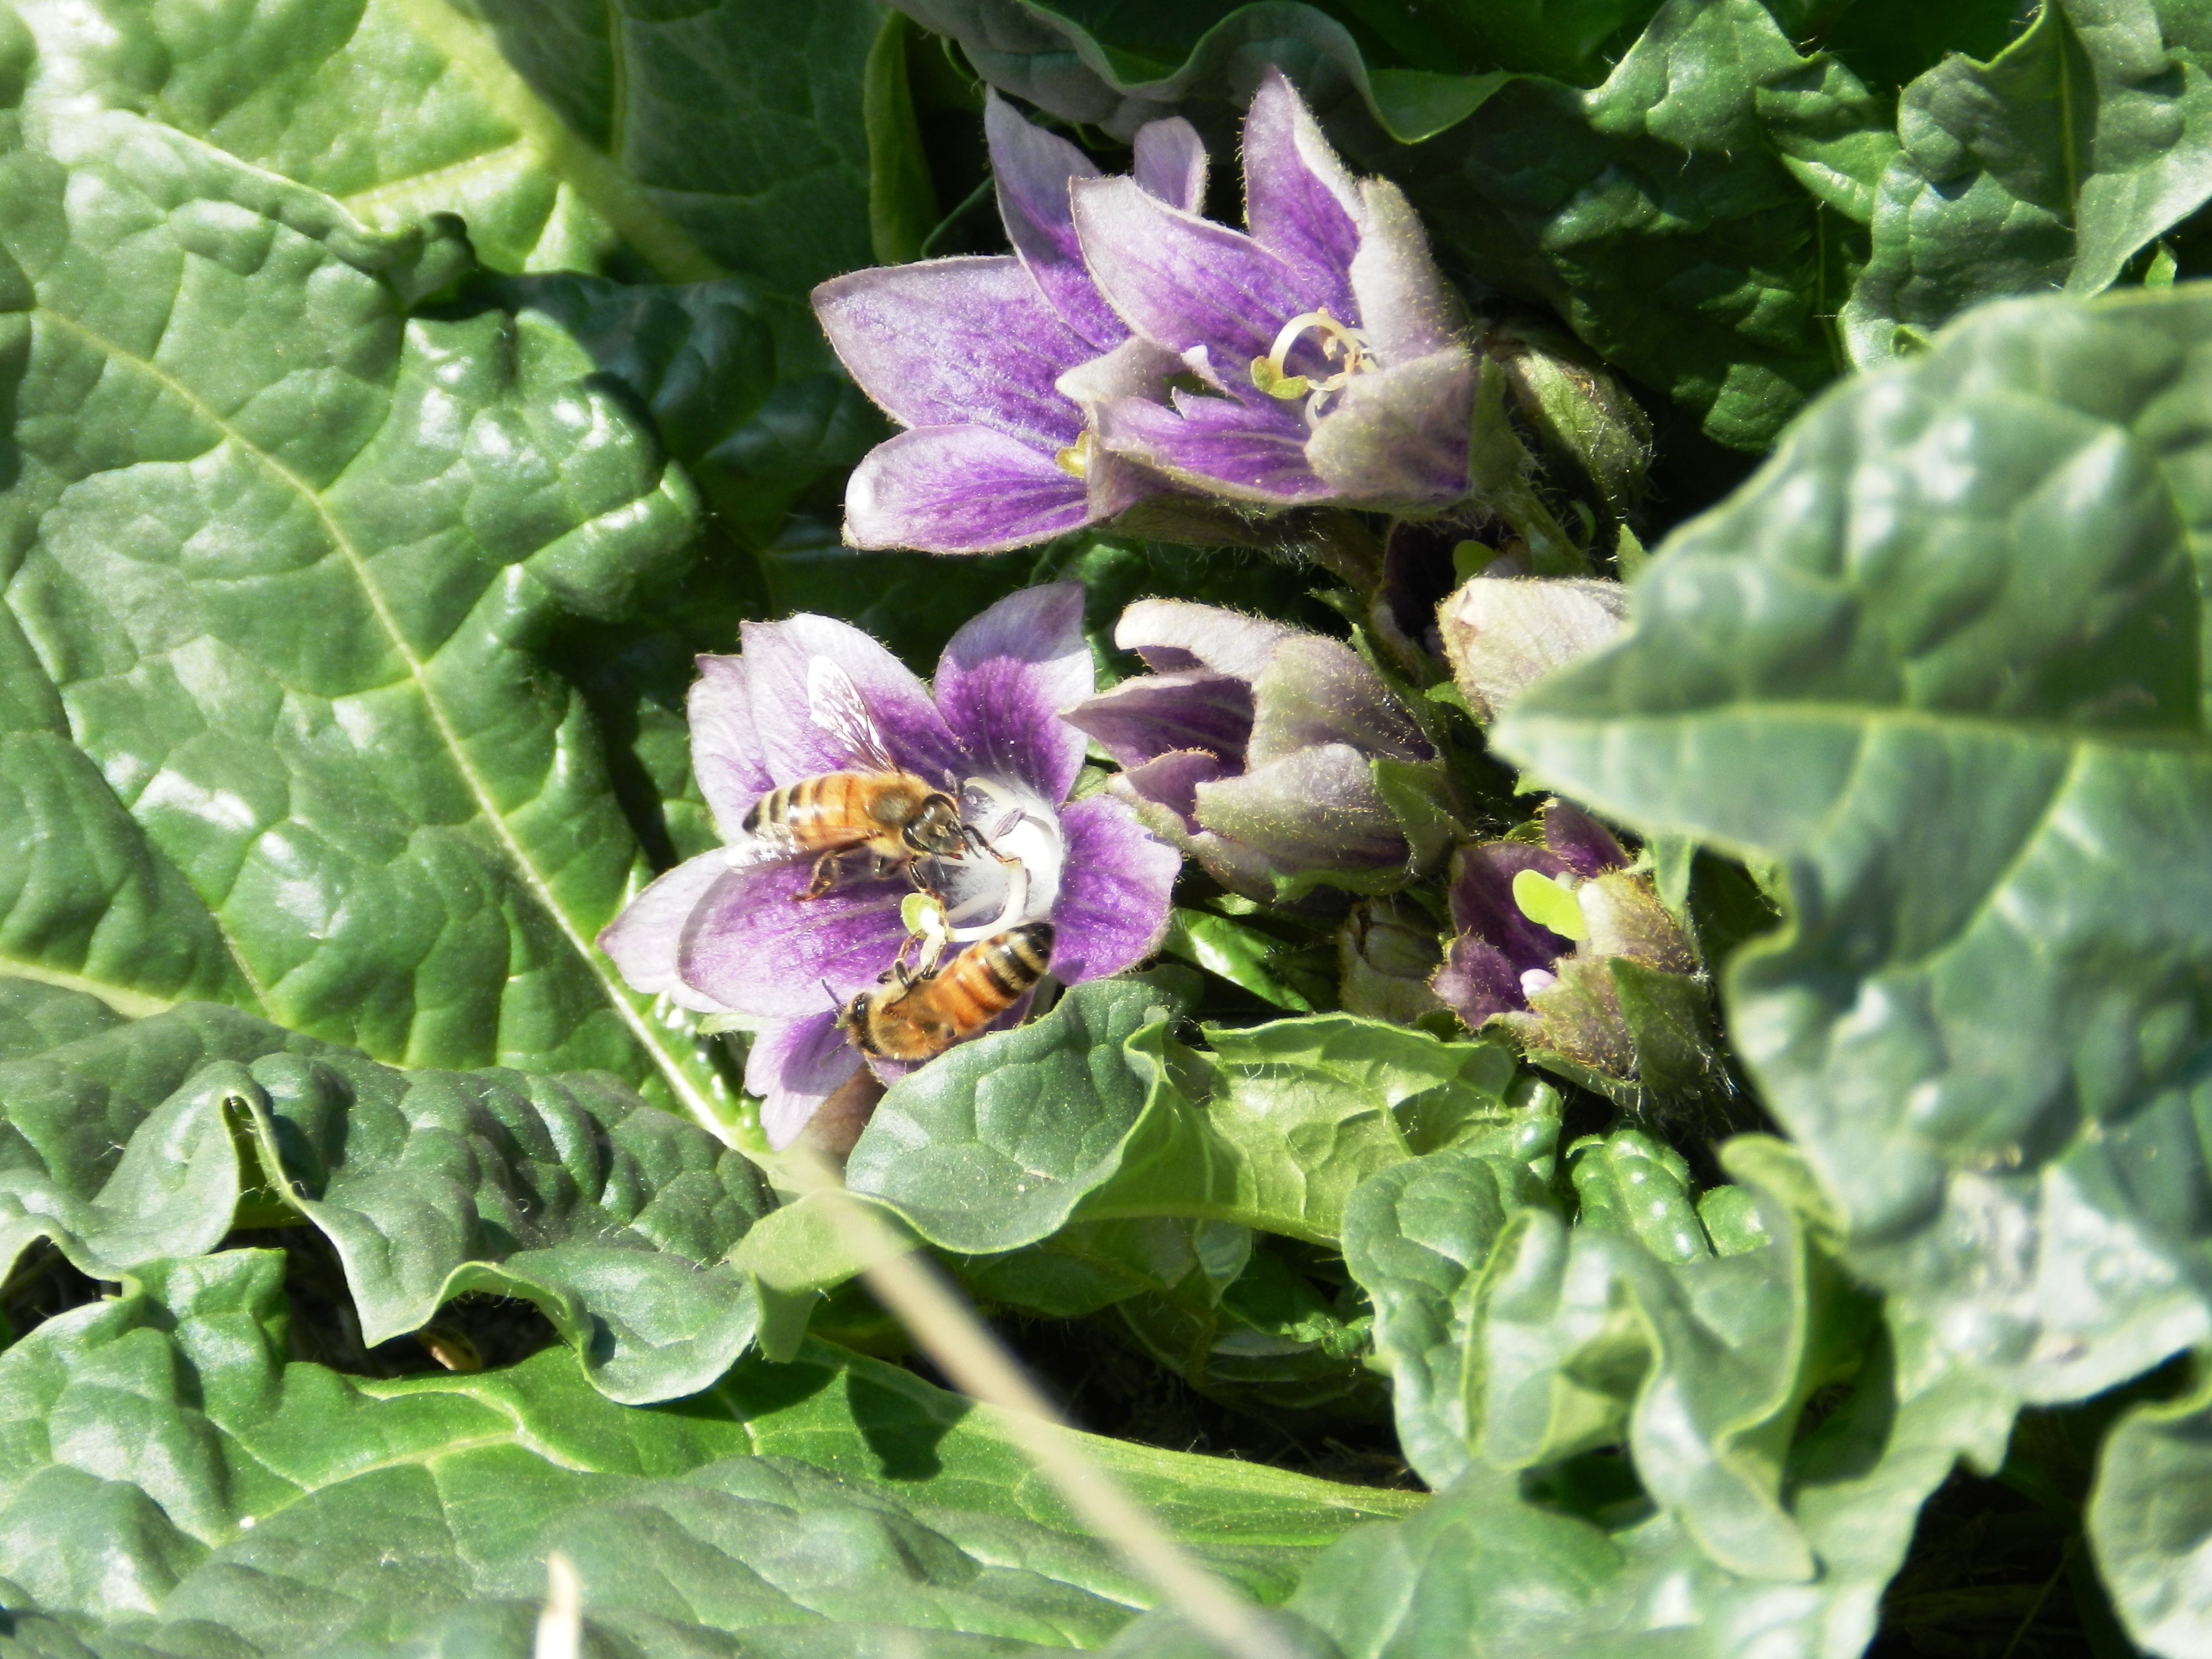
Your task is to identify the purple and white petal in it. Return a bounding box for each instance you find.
[1071,176,1312,371]
[985,93,1126,351]
[1056,335,1187,411]
[1239,70,1360,322]
[1432,936,1526,1027]
[676,860,912,1018]
[1194,745,1407,872]
[1304,351,1474,508]
[1087,448,1174,520]
[596,854,735,1015]
[1133,115,1208,214]
[1093,393,1327,505]
[1347,178,1463,363]
[1114,598,1296,680]
[934,582,1095,804]
[813,258,1088,451]
[1061,671,1254,769]
[1245,636,1431,767]
[746,1013,865,1151]
[1544,799,1629,877]
[688,655,773,838]
[740,612,963,788]
[1113,749,1227,829]
[1048,796,1179,984]
[843,425,1093,557]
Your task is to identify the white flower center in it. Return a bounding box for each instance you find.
[935,775,1063,940]
[1249,306,1374,424]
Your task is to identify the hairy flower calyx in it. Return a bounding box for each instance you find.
[1250,306,1373,421]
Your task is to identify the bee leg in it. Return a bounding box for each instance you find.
[961,823,1019,867]
[802,850,841,900]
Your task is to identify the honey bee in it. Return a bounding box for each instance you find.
[740,659,974,898]
[836,921,1055,1062]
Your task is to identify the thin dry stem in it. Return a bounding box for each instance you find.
[781,1149,1298,1659]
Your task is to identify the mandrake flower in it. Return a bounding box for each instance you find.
[811,93,1208,553]
[598,585,1179,1149]
[1062,599,1436,900]
[1063,68,1476,513]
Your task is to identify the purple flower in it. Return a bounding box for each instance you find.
[811,96,1207,554]
[1432,800,1630,1029]
[1065,69,1475,512]
[597,585,1180,1149]
[1062,599,1436,900]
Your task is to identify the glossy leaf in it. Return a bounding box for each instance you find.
[0,86,737,1126]
[2088,1358,2212,1656]
[1844,0,2212,365]
[20,0,878,285]
[1498,285,2212,1406]
[0,978,769,1402]
[738,983,1544,1297]
[0,1250,1414,1655]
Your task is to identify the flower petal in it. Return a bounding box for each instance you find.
[985,93,1126,351]
[1432,936,1526,1027]
[1062,671,1254,769]
[1114,598,1297,680]
[1240,69,1360,322]
[1056,334,1187,410]
[1348,178,1463,363]
[1049,795,1179,983]
[1072,175,1311,372]
[689,654,773,838]
[1194,745,1406,873]
[1305,350,1474,508]
[1440,576,1631,722]
[676,859,911,1018]
[844,425,1094,556]
[597,853,735,1014]
[1114,748,1227,827]
[813,257,1087,450]
[1543,799,1629,877]
[1445,841,1574,978]
[746,1013,865,1151]
[1133,115,1208,214]
[1247,635,1431,766]
[934,582,1094,802]
[1094,393,1327,505]
[740,611,963,787]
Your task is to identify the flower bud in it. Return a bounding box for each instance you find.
[1439,576,1628,722]
[1491,324,1653,525]
[1338,896,1446,1024]
[1064,600,1449,900]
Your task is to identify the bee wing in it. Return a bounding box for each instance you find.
[807,657,900,773]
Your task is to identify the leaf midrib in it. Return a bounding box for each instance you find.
[1512,697,2212,757]
[29,302,718,1130]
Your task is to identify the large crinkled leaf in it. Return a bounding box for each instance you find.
[16,0,877,285]
[1113,1183,2018,1659]
[0,83,736,1128]
[889,0,1893,449]
[0,977,768,1402]
[1496,284,2212,1408]
[0,1250,1414,1657]
[1844,0,2212,366]
[2088,1357,2212,1657]
[736,979,1547,1301]
[1338,1141,1547,1489]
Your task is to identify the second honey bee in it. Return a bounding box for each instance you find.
[740,659,975,898]
[836,921,1055,1062]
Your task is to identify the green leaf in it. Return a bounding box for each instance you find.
[2088,1358,2212,1655]
[0,94,736,1125]
[1162,907,1317,1013]
[1844,0,2212,364]
[0,1249,1414,1652]
[1496,284,2212,1406]
[1340,1141,1551,1488]
[0,977,770,1402]
[1567,1128,1707,1264]
[24,0,878,285]
[738,984,1544,1295]
[865,9,941,265]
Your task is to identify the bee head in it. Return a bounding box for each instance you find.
[904,792,967,857]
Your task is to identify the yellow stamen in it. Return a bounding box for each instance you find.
[1055,431,1091,477]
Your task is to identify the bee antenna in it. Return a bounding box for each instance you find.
[822,977,841,1011]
